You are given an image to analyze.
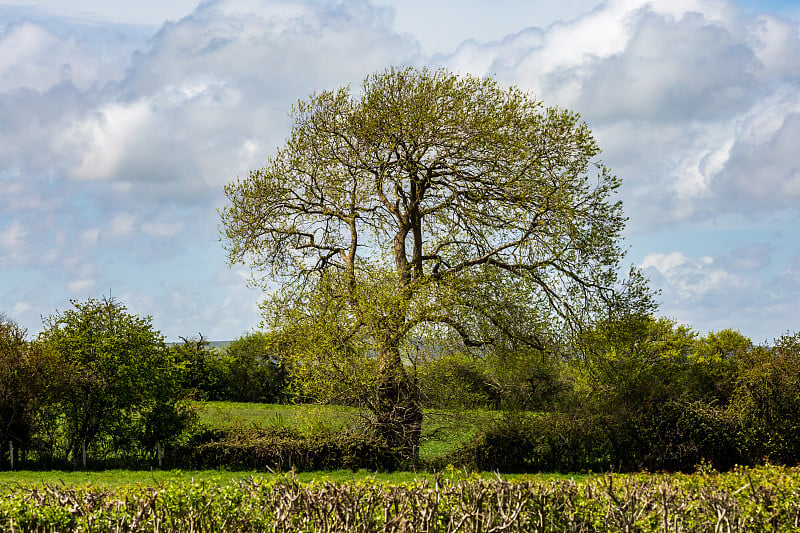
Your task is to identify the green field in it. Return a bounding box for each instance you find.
[3,402,799,531]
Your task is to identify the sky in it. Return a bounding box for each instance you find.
[1,0,799,344]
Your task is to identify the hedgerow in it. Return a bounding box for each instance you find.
[1,464,799,532]
[174,425,401,472]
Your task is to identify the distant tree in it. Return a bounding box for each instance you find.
[730,331,800,463]
[690,329,753,404]
[38,297,190,464]
[171,334,229,400]
[224,332,288,403]
[222,67,636,461]
[0,314,29,454]
[577,314,698,408]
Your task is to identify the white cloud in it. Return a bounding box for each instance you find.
[67,278,96,294]
[106,213,137,238]
[61,100,154,181]
[641,251,748,301]
[0,17,146,93]
[0,221,27,265]
[2,0,800,343]
[439,0,800,228]
[639,244,800,340]
[11,301,31,316]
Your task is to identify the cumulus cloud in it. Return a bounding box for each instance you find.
[0,221,28,266]
[67,278,96,294]
[2,0,799,342]
[438,0,800,227]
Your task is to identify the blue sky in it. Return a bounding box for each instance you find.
[1,0,799,343]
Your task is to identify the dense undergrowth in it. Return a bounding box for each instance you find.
[1,465,799,532]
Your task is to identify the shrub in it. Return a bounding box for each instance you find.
[445,399,745,474]
[728,334,800,465]
[223,332,289,403]
[36,297,191,465]
[418,354,497,409]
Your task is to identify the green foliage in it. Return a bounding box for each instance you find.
[4,465,800,531]
[0,315,62,466]
[446,317,789,474]
[170,335,229,401]
[36,297,192,465]
[223,331,289,403]
[418,353,497,409]
[729,333,800,464]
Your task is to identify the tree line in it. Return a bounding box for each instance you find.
[2,298,798,472]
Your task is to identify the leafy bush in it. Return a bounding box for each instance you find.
[223,332,289,403]
[443,412,614,473]
[0,316,61,467]
[445,399,745,474]
[418,354,498,409]
[170,335,230,400]
[728,333,800,464]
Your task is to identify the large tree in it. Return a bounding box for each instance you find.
[221,67,629,460]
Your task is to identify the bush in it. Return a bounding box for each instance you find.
[728,334,800,464]
[36,297,191,465]
[223,332,289,403]
[444,412,615,473]
[637,400,740,471]
[445,399,744,474]
[418,354,498,409]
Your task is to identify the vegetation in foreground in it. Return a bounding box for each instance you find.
[1,464,799,532]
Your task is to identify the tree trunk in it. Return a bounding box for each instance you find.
[374,342,422,466]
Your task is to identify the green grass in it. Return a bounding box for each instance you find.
[0,469,257,488]
[193,401,358,433]
[0,467,590,488]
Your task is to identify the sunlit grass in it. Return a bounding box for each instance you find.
[193,401,358,434]
[0,468,593,488]
[0,402,512,488]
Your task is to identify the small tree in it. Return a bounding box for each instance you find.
[171,334,229,400]
[224,332,288,403]
[222,67,632,460]
[38,297,189,464]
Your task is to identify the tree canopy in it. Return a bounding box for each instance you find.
[221,67,632,459]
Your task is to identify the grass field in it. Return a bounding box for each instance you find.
[0,467,587,488]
